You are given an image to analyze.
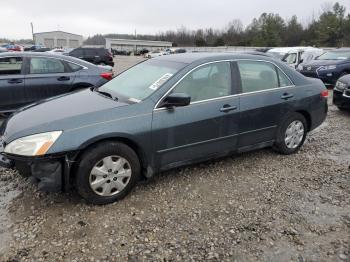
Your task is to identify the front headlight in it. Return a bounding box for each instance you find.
[335,81,347,91]
[319,65,337,71]
[4,131,62,156]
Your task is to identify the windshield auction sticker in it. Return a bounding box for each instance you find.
[148,73,173,90]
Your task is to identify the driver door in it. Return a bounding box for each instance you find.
[151,61,240,170]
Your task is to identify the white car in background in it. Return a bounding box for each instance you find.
[46,48,66,55]
[268,47,324,69]
[147,50,167,59]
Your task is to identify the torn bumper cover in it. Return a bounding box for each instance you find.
[0,137,14,168]
[30,160,63,192]
[0,150,77,192]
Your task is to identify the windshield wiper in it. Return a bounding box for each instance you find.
[93,89,118,101]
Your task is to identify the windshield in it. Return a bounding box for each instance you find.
[98,59,186,101]
[316,51,350,60]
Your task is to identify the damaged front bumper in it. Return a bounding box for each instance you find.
[0,150,78,192]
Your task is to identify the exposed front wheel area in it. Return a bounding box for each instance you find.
[75,142,141,205]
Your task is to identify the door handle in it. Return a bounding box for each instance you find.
[220,104,237,113]
[8,79,23,84]
[57,76,70,81]
[281,93,294,100]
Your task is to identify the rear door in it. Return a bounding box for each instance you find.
[24,57,75,102]
[236,60,295,150]
[0,56,26,112]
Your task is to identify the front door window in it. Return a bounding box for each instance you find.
[172,62,232,102]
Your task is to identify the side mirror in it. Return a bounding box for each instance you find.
[160,93,191,108]
[299,59,304,63]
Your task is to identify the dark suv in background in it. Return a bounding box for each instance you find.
[299,49,350,86]
[67,48,114,67]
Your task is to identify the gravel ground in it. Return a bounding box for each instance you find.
[0,56,349,261]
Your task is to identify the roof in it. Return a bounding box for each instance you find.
[0,52,92,66]
[154,52,280,64]
[33,30,83,37]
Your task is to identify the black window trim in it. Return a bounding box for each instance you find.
[154,59,295,110]
[28,57,68,74]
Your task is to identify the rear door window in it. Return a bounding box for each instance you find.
[29,58,66,74]
[0,57,23,75]
[237,61,279,93]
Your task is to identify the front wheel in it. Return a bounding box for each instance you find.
[75,142,141,205]
[274,113,307,155]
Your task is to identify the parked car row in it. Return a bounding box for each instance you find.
[298,49,350,86]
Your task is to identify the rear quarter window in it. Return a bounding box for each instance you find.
[67,62,83,72]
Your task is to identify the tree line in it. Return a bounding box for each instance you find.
[84,2,350,48]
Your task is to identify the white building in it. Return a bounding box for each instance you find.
[105,38,172,52]
[34,31,83,49]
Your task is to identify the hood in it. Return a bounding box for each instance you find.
[2,89,130,142]
[305,59,349,66]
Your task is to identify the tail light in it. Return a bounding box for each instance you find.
[320,90,328,98]
[100,72,113,81]
[108,51,113,58]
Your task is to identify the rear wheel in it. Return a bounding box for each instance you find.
[274,113,307,155]
[75,142,141,205]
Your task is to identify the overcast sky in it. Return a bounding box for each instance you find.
[2,0,350,39]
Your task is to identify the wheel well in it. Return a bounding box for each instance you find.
[296,110,311,131]
[71,137,148,179]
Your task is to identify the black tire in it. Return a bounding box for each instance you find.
[273,112,307,155]
[337,106,346,111]
[75,142,141,205]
